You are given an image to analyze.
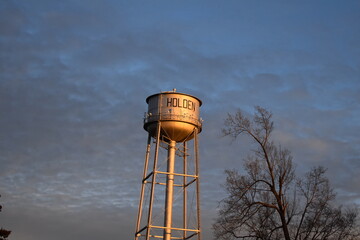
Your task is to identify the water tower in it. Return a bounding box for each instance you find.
[135,90,203,240]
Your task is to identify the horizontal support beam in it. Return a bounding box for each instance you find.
[149,225,200,233]
[150,235,185,239]
[142,171,197,183]
[144,181,198,188]
[137,231,198,239]
[137,234,197,239]
[156,171,198,178]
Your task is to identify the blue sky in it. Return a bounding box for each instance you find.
[1,0,360,239]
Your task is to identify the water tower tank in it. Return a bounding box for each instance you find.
[144,90,202,142]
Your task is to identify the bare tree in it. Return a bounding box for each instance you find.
[294,167,359,240]
[0,195,11,240]
[213,107,359,240]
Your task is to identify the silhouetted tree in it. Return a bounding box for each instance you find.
[0,195,11,240]
[213,107,360,240]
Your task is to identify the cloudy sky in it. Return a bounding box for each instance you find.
[1,0,360,239]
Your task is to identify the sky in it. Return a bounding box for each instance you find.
[1,0,360,239]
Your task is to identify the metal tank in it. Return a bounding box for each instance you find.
[144,90,202,142]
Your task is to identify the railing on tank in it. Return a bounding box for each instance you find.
[144,112,203,128]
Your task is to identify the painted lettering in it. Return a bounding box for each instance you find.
[167,98,172,107]
[183,99,188,109]
[166,98,196,111]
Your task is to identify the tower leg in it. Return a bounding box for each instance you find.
[183,142,187,240]
[194,130,201,240]
[164,140,176,240]
[135,134,152,240]
[146,123,161,240]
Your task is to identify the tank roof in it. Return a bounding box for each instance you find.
[146,91,202,106]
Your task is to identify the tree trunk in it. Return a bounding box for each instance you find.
[279,208,291,240]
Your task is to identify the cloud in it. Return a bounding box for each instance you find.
[1,1,360,239]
